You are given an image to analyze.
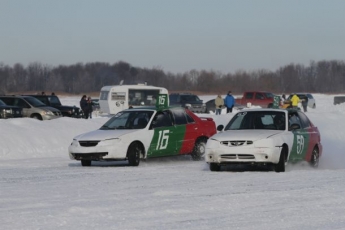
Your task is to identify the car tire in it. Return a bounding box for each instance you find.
[81,160,91,166]
[127,142,141,166]
[309,147,319,168]
[274,147,286,172]
[267,103,273,108]
[191,138,206,161]
[210,163,221,171]
[32,114,42,120]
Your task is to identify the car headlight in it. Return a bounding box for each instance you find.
[98,138,121,146]
[5,109,12,114]
[71,139,79,147]
[202,103,206,107]
[206,139,220,148]
[41,111,54,116]
[254,138,274,148]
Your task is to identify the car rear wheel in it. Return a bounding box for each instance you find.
[127,142,141,166]
[309,147,319,168]
[209,163,221,171]
[191,138,206,161]
[81,160,91,166]
[274,147,286,172]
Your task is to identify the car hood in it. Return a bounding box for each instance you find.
[211,130,283,141]
[74,129,138,141]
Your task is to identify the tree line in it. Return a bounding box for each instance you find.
[0,60,344,95]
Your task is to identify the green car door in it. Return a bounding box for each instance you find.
[288,114,310,162]
[147,110,186,157]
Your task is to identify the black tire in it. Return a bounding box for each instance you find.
[274,147,286,172]
[191,138,206,161]
[32,114,42,120]
[81,160,91,166]
[267,103,273,108]
[309,147,319,168]
[127,142,141,166]
[210,163,221,171]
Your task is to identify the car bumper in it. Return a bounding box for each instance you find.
[205,141,281,165]
[68,139,129,161]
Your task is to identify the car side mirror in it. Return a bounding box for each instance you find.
[289,123,300,131]
[217,125,224,131]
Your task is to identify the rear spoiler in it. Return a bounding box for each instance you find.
[199,117,214,121]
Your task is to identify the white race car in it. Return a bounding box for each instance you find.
[69,107,216,166]
[205,108,322,172]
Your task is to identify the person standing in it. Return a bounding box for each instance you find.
[224,91,235,113]
[214,94,224,115]
[87,96,93,119]
[290,93,300,109]
[80,95,89,119]
[301,95,308,112]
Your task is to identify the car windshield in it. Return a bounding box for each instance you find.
[225,111,286,130]
[0,99,6,106]
[48,96,61,106]
[100,110,154,130]
[24,97,47,107]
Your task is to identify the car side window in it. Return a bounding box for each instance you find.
[255,93,264,100]
[151,111,173,129]
[245,93,253,99]
[0,98,14,105]
[15,99,30,108]
[288,112,302,129]
[297,112,311,128]
[171,109,187,125]
[186,113,195,123]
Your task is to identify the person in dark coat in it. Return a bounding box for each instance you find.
[87,96,93,119]
[301,95,309,112]
[80,95,89,119]
[224,91,235,113]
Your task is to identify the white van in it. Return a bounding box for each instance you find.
[99,84,169,114]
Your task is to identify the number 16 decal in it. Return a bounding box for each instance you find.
[156,130,170,150]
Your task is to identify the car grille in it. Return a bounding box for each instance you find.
[53,111,62,116]
[79,140,100,147]
[221,154,255,160]
[221,140,253,147]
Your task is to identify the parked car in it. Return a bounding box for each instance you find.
[169,93,206,113]
[0,96,62,120]
[25,95,83,118]
[0,99,23,119]
[69,106,217,166]
[283,93,316,109]
[236,91,278,108]
[205,108,322,172]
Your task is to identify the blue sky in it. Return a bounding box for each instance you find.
[1,0,344,73]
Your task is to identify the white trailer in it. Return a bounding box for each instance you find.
[99,84,169,114]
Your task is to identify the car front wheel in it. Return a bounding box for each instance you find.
[127,142,141,166]
[81,160,91,166]
[274,147,286,172]
[209,163,221,171]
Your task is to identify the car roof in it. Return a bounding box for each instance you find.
[239,108,290,113]
[124,106,186,112]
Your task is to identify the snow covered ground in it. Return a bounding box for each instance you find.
[1,94,345,229]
